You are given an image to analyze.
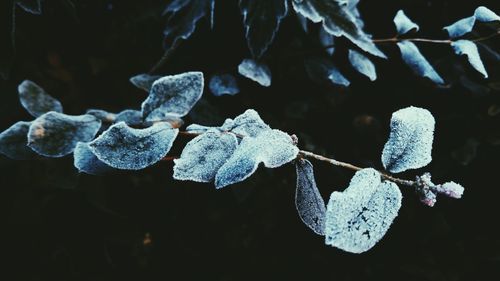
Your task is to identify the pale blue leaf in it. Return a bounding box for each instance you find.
[73,142,113,175]
[304,57,349,86]
[86,109,116,123]
[325,168,402,253]
[240,0,288,58]
[89,122,178,170]
[0,121,36,160]
[215,129,299,189]
[443,16,476,38]
[16,0,42,14]
[209,74,240,96]
[319,26,335,55]
[295,159,326,235]
[130,74,161,92]
[451,40,488,78]
[348,49,377,81]
[141,71,204,121]
[393,10,419,35]
[474,6,500,22]
[173,130,238,182]
[238,59,272,87]
[381,106,435,173]
[28,112,101,157]
[18,80,63,117]
[115,109,143,127]
[227,109,270,137]
[397,41,445,84]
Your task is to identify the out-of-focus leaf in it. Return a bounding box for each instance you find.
[115,109,143,127]
[209,74,240,96]
[16,0,42,14]
[348,49,377,81]
[18,80,63,117]
[319,26,335,55]
[86,109,116,123]
[393,10,419,35]
[0,121,35,160]
[130,74,161,92]
[397,40,445,84]
[451,40,488,78]
[304,57,350,86]
[238,59,272,87]
[73,142,113,175]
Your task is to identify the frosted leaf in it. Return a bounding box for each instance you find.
[18,80,63,117]
[141,71,204,121]
[435,181,464,199]
[319,26,335,56]
[381,106,435,173]
[89,122,177,170]
[443,16,476,38]
[185,124,218,133]
[0,121,36,160]
[348,49,377,81]
[451,40,488,78]
[325,168,402,253]
[209,74,240,96]
[115,109,144,127]
[16,0,42,14]
[397,41,445,84]
[73,142,113,175]
[230,109,271,137]
[295,159,327,235]
[304,57,349,86]
[473,6,500,22]
[173,130,238,182]
[130,74,161,92]
[86,109,116,123]
[393,10,419,35]
[240,0,288,58]
[238,59,272,87]
[215,129,299,188]
[28,112,101,157]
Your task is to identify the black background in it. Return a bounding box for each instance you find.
[1,0,499,280]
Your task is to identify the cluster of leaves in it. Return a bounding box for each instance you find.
[0,71,464,253]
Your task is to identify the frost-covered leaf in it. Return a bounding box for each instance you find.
[348,49,377,81]
[141,71,204,121]
[130,74,161,92]
[292,0,386,58]
[319,26,335,55]
[381,106,435,173]
[304,57,350,86]
[238,59,272,87]
[209,74,240,96]
[451,40,488,78]
[89,122,178,170]
[173,130,238,182]
[443,6,499,38]
[393,10,419,35]
[240,0,288,58]
[16,0,42,14]
[0,121,36,160]
[163,0,214,50]
[115,109,144,127]
[397,41,445,84]
[227,109,270,137]
[18,80,63,117]
[295,159,326,235]
[325,168,402,253]
[86,109,116,123]
[215,129,299,188]
[73,142,113,175]
[28,112,101,157]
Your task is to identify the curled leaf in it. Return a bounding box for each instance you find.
[348,49,377,81]
[73,142,113,175]
[451,40,488,78]
[18,80,63,117]
[393,10,419,35]
[397,40,445,84]
[443,6,499,38]
[0,121,36,160]
[238,59,272,87]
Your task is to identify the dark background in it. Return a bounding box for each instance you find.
[1,0,499,280]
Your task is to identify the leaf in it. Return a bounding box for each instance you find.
[0,121,36,160]
[295,159,327,235]
[16,0,42,14]
[348,49,377,81]
[73,142,113,175]
[291,0,386,58]
[18,80,63,117]
[130,74,161,92]
[240,0,288,58]
[215,129,299,189]
[393,10,419,35]
[397,40,445,84]
[173,129,238,182]
[443,6,499,38]
[296,12,309,33]
[304,57,350,86]
[319,26,335,55]
[381,106,435,173]
[324,168,402,253]
[163,0,214,50]
[238,59,272,87]
[473,6,500,22]
[115,109,144,127]
[209,74,240,96]
[225,109,271,137]
[28,112,101,157]
[141,71,204,121]
[89,122,178,170]
[451,40,488,78]
[86,109,116,123]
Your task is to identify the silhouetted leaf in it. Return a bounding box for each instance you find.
[18,80,63,117]
[393,10,419,35]
[451,40,488,78]
[0,121,35,159]
[73,142,113,175]
[130,74,161,92]
[209,74,240,96]
[397,40,445,84]
[348,49,377,81]
[238,59,272,87]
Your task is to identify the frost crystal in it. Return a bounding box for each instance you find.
[0,121,36,160]
[28,112,101,157]
[141,72,204,121]
[393,10,419,35]
[238,59,272,87]
[381,106,435,173]
[295,159,327,235]
[130,74,161,92]
[18,80,63,117]
[215,129,299,188]
[89,122,178,170]
[397,41,445,84]
[348,49,377,81]
[209,74,240,96]
[173,130,238,182]
[324,168,402,253]
[73,142,112,175]
[451,40,488,78]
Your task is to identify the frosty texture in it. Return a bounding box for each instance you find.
[73,142,112,175]
[18,80,63,117]
[238,59,272,87]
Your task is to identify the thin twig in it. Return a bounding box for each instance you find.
[149,39,182,74]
